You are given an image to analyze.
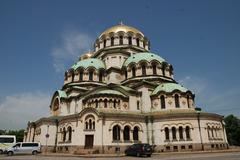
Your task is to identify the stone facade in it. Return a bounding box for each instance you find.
[24,24,228,154]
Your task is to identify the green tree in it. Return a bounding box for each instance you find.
[6,129,25,142]
[224,114,240,146]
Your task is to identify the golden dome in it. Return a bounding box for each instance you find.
[99,24,144,38]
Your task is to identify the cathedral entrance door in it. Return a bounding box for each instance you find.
[85,135,94,149]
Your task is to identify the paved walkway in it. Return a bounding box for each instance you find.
[38,148,240,158]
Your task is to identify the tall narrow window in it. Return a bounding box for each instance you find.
[111,37,114,46]
[113,125,120,141]
[99,71,103,82]
[172,127,177,140]
[104,99,107,108]
[143,41,146,48]
[71,73,74,82]
[123,126,130,141]
[119,36,123,45]
[79,71,83,81]
[132,67,136,77]
[125,70,128,79]
[179,127,183,140]
[160,95,165,109]
[68,127,72,141]
[186,126,191,139]
[89,71,93,81]
[187,95,190,108]
[207,126,211,139]
[175,94,180,108]
[63,128,66,142]
[136,38,140,47]
[128,36,132,45]
[137,100,140,110]
[113,99,117,109]
[103,39,106,47]
[211,127,214,138]
[165,127,169,140]
[142,65,146,76]
[95,101,98,108]
[153,64,157,75]
[162,64,165,76]
[133,127,139,141]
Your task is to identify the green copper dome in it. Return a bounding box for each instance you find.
[123,52,165,67]
[151,83,189,95]
[71,58,105,70]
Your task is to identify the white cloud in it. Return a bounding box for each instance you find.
[0,92,51,130]
[51,30,93,73]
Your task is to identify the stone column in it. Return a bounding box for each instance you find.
[120,129,124,142]
[130,130,133,142]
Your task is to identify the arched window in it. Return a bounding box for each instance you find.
[99,71,103,82]
[175,94,180,108]
[207,126,211,139]
[152,64,157,75]
[125,70,128,79]
[89,71,93,81]
[187,95,190,108]
[119,36,123,45]
[67,126,72,141]
[142,65,146,76]
[128,36,132,45]
[165,127,169,140]
[95,101,98,108]
[186,126,191,139]
[113,125,120,141]
[97,42,100,49]
[111,37,114,46]
[79,70,83,81]
[53,99,59,111]
[85,115,95,130]
[104,99,107,108]
[211,127,214,138]
[143,41,146,48]
[63,128,66,142]
[103,39,106,47]
[123,126,130,141]
[132,67,136,77]
[160,95,165,109]
[71,73,74,82]
[179,126,183,140]
[172,127,177,140]
[136,38,140,47]
[133,127,139,141]
[162,64,165,76]
[113,99,117,109]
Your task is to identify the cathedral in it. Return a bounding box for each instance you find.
[24,24,228,154]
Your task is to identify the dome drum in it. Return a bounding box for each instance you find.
[94,24,150,52]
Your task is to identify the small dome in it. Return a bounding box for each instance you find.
[99,24,144,38]
[151,83,190,95]
[71,58,105,70]
[123,52,165,67]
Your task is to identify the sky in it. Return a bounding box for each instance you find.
[0,0,240,130]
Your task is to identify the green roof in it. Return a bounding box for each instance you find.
[123,52,165,66]
[96,89,127,97]
[151,83,189,95]
[57,90,68,98]
[71,58,105,70]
